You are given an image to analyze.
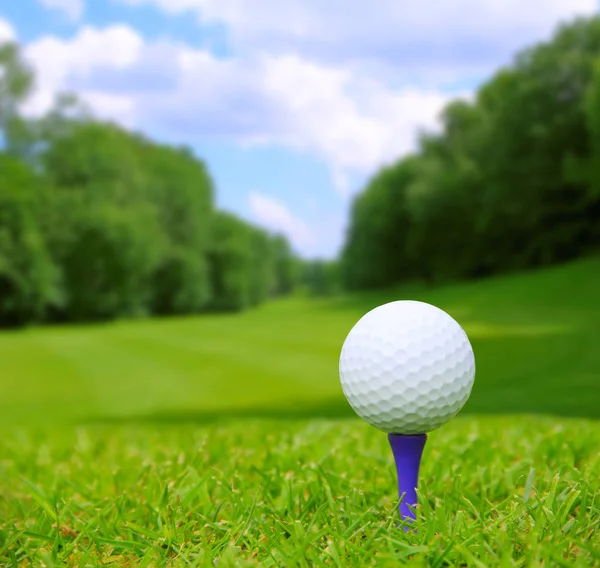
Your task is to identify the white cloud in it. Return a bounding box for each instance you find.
[149,51,455,195]
[26,25,143,83]
[249,192,315,249]
[117,0,597,82]
[20,2,596,189]
[0,18,16,44]
[23,25,142,121]
[37,0,85,22]
[13,1,598,256]
[22,25,453,193]
[254,55,453,192]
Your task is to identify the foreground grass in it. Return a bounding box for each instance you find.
[1,416,599,566]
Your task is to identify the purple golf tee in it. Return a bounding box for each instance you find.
[388,433,427,527]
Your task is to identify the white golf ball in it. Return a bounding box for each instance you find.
[339,300,475,434]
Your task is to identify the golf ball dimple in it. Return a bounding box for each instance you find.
[339,300,475,435]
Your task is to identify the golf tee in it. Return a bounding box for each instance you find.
[388,433,427,529]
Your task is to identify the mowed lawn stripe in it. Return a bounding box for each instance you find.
[0,311,346,424]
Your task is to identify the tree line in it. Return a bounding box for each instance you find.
[0,42,301,327]
[5,16,600,326]
[341,16,600,290]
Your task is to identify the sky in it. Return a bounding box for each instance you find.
[0,0,597,258]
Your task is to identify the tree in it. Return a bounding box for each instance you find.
[300,260,340,297]
[207,213,283,310]
[0,154,59,326]
[248,227,276,305]
[208,212,255,311]
[270,235,300,296]
[0,42,35,155]
[341,158,416,290]
[340,16,600,290]
[562,57,600,249]
[57,200,163,321]
[475,16,600,268]
[139,141,215,315]
[405,102,488,281]
[0,39,300,325]
[39,121,166,321]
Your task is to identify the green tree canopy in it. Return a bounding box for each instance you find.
[0,154,58,325]
[341,16,600,290]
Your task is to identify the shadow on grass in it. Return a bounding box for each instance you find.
[85,379,600,427]
[85,396,359,426]
[75,319,600,426]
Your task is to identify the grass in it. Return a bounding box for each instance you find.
[2,417,599,566]
[1,255,600,425]
[1,256,600,565]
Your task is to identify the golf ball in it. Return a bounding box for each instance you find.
[339,300,475,434]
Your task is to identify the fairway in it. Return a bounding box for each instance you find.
[1,255,599,425]
[1,257,600,566]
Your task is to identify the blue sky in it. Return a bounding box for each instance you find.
[0,0,597,258]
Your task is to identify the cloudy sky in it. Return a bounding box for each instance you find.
[0,1,597,258]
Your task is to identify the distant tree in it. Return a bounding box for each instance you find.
[248,227,276,305]
[562,57,600,248]
[270,234,300,296]
[0,40,305,325]
[0,42,35,156]
[138,141,215,314]
[208,212,255,311]
[207,212,288,310]
[0,154,59,326]
[301,260,340,297]
[475,16,600,268]
[341,158,416,290]
[405,102,488,282]
[54,200,163,321]
[340,16,600,290]
[39,121,166,321]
